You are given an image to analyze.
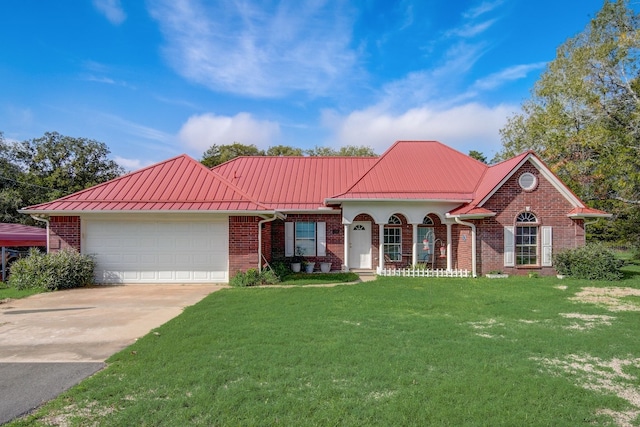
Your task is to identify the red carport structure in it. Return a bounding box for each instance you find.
[1,223,46,280]
[0,223,46,247]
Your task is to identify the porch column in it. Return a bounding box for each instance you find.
[343,224,349,271]
[412,223,418,266]
[378,223,385,272]
[446,223,452,270]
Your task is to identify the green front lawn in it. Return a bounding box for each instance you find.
[11,272,640,426]
[0,284,44,300]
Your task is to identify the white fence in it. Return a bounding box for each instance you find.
[378,267,471,278]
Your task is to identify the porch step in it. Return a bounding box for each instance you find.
[350,269,376,282]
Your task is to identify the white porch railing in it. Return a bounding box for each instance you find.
[377,267,471,278]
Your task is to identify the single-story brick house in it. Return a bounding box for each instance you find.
[20,141,609,283]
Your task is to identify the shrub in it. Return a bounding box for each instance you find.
[553,243,623,280]
[229,268,281,287]
[8,248,95,291]
[270,260,290,280]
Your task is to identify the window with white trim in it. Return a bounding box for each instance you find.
[285,222,327,257]
[518,172,537,191]
[516,212,538,265]
[384,215,402,262]
[295,222,316,256]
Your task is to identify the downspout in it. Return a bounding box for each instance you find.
[454,217,477,278]
[257,213,284,272]
[31,215,50,253]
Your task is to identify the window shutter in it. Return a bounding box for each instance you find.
[541,226,552,267]
[317,222,327,257]
[504,226,515,267]
[285,222,294,257]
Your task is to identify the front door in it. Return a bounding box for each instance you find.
[349,221,372,269]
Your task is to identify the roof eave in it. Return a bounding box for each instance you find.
[567,213,613,219]
[325,197,473,204]
[446,212,497,220]
[18,209,277,216]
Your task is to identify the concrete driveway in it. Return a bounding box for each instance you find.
[0,284,222,424]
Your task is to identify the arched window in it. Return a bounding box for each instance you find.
[422,215,434,225]
[388,215,402,225]
[516,212,538,265]
[418,216,435,263]
[384,215,402,261]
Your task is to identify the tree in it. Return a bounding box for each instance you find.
[468,150,487,164]
[201,143,378,167]
[0,132,27,223]
[2,132,124,224]
[335,145,377,157]
[495,0,640,242]
[266,145,304,156]
[201,143,265,167]
[305,145,377,157]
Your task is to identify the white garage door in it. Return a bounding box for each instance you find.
[84,217,228,284]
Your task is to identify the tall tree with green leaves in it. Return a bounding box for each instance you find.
[202,143,378,167]
[496,0,640,243]
[201,143,265,167]
[468,150,487,164]
[4,132,124,224]
[266,145,304,156]
[0,132,27,223]
[306,145,377,157]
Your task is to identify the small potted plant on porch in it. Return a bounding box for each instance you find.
[295,246,316,273]
[304,260,316,273]
[320,261,332,273]
[290,247,303,273]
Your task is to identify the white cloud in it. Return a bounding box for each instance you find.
[114,156,153,172]
[472,62,546,91]
[99,113,174,144]
[448,19,497,38]
[93,0,126,25]
[177,113,281,151]
[463,0,505,20]
[323,102,515,156]
[147,0,358,98]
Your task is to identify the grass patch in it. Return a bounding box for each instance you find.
[0,284,44,300]
[9,274,640,426]
[278,272,359,286]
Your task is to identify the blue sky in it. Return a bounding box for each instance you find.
[0,0,616,170]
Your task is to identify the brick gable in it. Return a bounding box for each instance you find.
[477,161,584,275]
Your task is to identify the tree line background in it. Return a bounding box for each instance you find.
[2,0,638,245]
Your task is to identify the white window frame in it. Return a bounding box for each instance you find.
[284,221,327,257]
[504,213,553,268]
[384,215,402,262]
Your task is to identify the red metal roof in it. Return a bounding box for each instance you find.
[0,223,46,246]
[213,156,377,209]
[23,155,270,212]
[331,141,487,201]
[20,142,606,218]
[449,152,530,216]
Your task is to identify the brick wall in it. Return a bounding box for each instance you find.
[49,216,81,252]
[478,161,585,276]
[368,213,448,269]
[273,214,344,271]
[229,216,260,274]
[454,225,472,271]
